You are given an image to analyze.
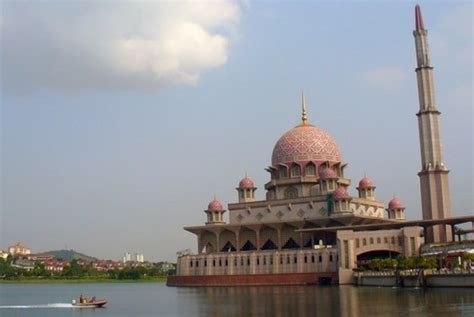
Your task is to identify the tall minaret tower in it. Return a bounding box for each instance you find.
[413,5,452,243]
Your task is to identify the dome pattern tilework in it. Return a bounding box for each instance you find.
[271,124,341,166]
[239,177,255,188]
[333,186,350,200]
[358,176,374,189]
[207,199,224,212]
[319,168,337,180]
[388,198,404,209]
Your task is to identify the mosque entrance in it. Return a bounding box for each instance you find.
[356,250,400,268]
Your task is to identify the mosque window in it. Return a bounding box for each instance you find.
[279,166,288,178]
[247,258,250,266]
[196,261,199,267]
[257,258,259,265]
[391,237,395,244]
[225,259,228,266]
[241,258,244,266]
[234,258,237,266]
[280,256,283,265]
[204,260,207,267]
[329,254,333,262]
[246,190,250,198]
[284,187,298,199]
[305,163,316,176]
[294,256,297,264]
[304,255,307,263]
[369,238,374,244]
[377,237,381,244]
[213,260,216,267]
[363,238,367,246]
[311,255,315,263]
[270,257,273,265]
[287,256,290,264]
[219,259,222,266]
[263,257,266,265]
[190,261,193,268]
[384,237,388,244]
[291,165,301,177]
[319,255,322,263]
[356,239,360,248]
[240,191,244,199]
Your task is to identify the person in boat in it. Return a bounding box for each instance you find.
[91,296,96,303]
[79,294,83,304]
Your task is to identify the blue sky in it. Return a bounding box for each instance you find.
[1,1,472,261]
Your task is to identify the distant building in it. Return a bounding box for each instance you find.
[8,242,31,256]
[93,260,123,271]
[11,259,35,271]
[135,253,144,263]
[27,253,54,261]
[122,252,132,263]
[0,250,9,260]
[43,259,69,272]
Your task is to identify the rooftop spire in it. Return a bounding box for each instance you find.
[301,90,308,125]
[415,4,425,30]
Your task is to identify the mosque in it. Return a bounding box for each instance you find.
[167,5,472,286]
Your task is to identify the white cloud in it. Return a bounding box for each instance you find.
[359,66,408,90]
[1,1,240,94]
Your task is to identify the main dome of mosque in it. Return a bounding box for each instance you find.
[271,123,341,166]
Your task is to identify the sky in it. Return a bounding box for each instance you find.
[1,1,472,262]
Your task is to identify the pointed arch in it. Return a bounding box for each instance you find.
[221,241,236,252]
[291,163,301,177]
[241,240,256,251]
[282,238,300,250]
[278,164,288,178]
[219,229,237,252]
[202,242,215,254]
[261,239,278,250]
[305,162,316,176]
[284,187,298,199]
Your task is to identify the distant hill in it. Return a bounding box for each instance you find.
[46,249,97,262]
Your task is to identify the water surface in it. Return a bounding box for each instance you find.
[1,283,473,316]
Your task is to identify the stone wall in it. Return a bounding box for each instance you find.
[176,249,338,277]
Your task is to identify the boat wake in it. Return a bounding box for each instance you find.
[0,303,74,309]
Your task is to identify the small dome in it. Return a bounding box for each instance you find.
[239,177,255,189]
[388,197,404,209]
[319,168,337,180]
[207,199,224,212]
[358,176,374,189]
[333,186,350,200]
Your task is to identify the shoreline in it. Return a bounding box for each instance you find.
[0,277,168,284]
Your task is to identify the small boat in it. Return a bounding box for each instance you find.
[71,299,107,308]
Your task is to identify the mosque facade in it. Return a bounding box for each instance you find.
[167,5,454,286]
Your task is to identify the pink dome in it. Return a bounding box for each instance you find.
[239,177,255,189]
[358,176,374,189]
[333,186,350,200]
[388,197,404,209]
[319,168,337,180]
[207,199,224,212]
[271,124,341,166]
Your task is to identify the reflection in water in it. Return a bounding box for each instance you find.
[177,285,474,317]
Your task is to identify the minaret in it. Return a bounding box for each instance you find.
[413,5,452,243]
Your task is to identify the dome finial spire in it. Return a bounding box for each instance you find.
[301,90,308,125]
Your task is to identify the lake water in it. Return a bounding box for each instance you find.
[1,283,473,316]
